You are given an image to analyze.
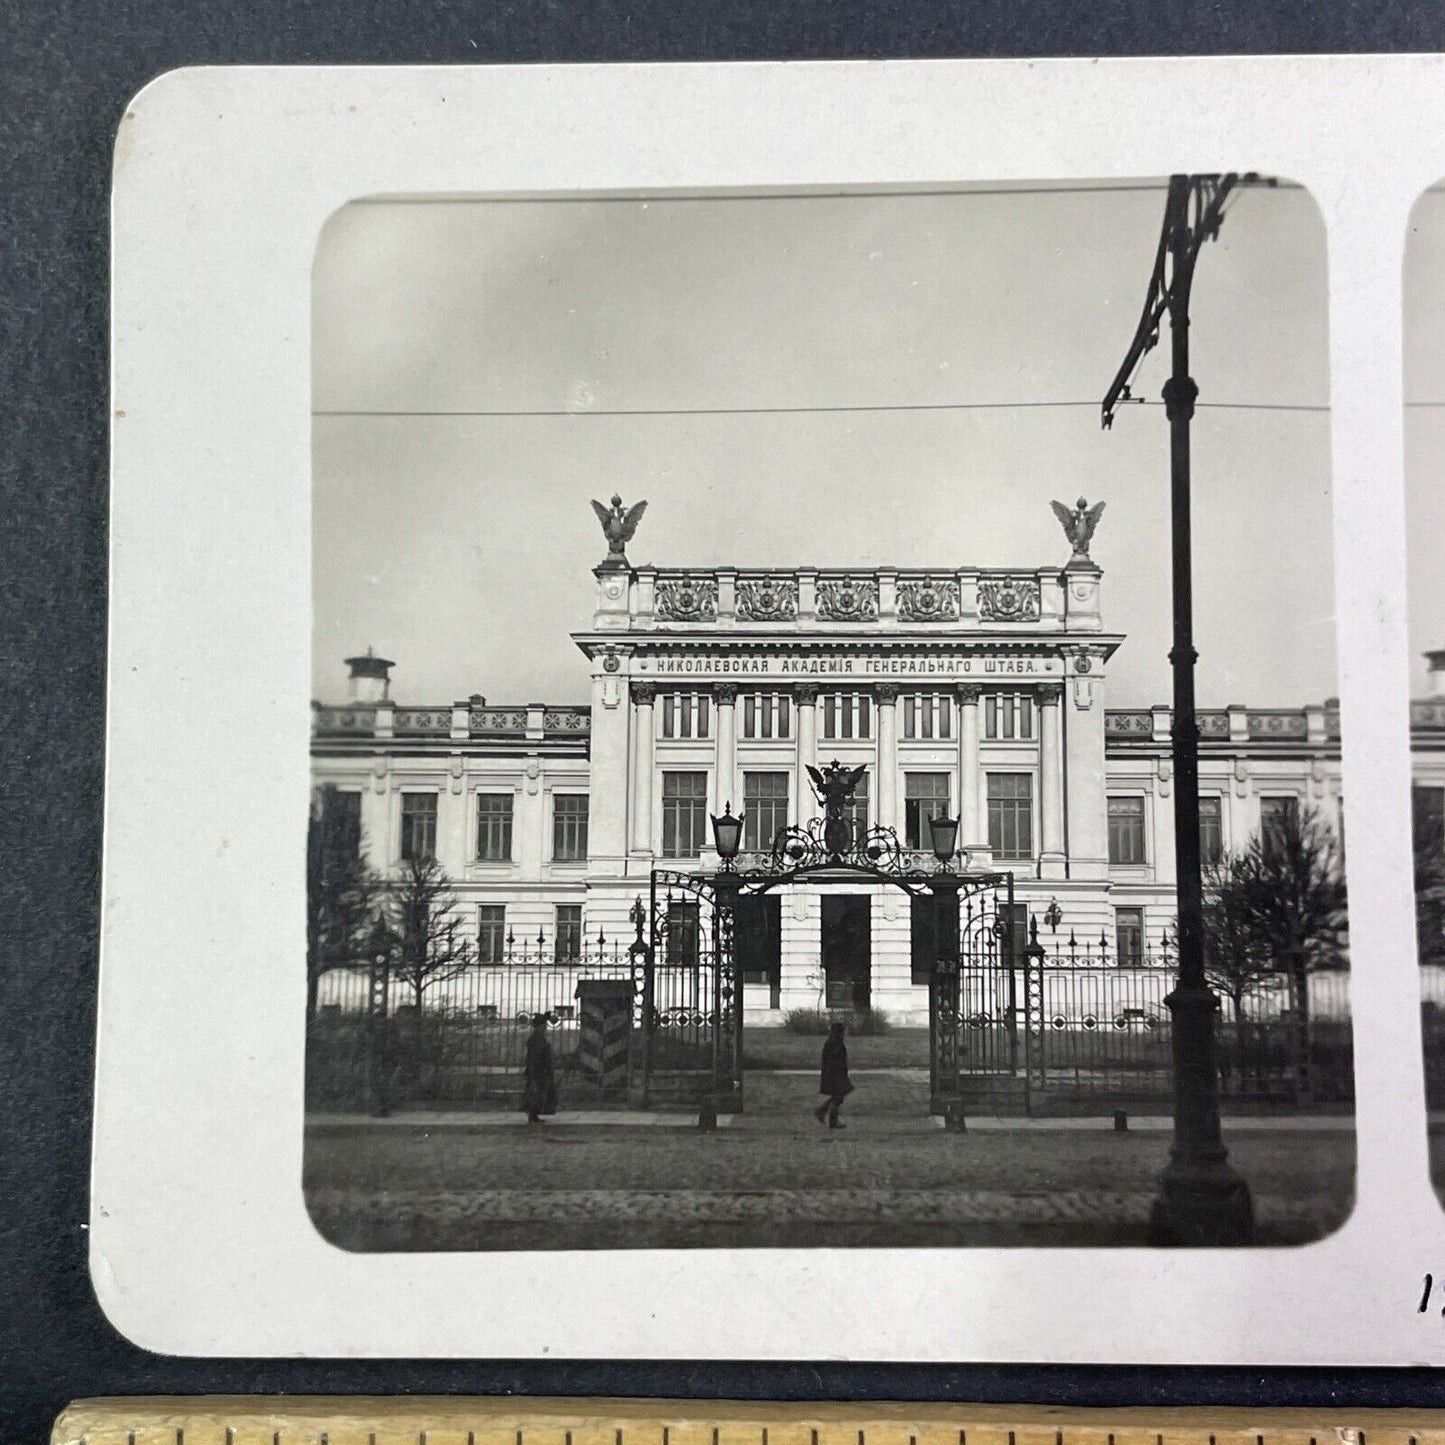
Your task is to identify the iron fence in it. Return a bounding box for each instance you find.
[306,930,639,1112]
[1013,937,1353,1107]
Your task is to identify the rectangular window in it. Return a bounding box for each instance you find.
[902,693,953,741]
[741,693,791,740]
[318,789,362,862]
[986,773,1033,860]
[666,900,701,966]
[910,894,938,986]
[660,693,711,739]
[1107,795,1147,865]
[554,904,583,963]
[552,794,589,862]
[821,692,871,740]
[743,771,790,852]
[841,770,871,845]
[904,772,952,850]
[735,895,782,1006]
[984,692,1035,740]
[661,771,709,858]
[1199,794,1224,866]
[477,904,506,965]
[1414,786,1445,850]
[475,792,514,862]
[400,792,437,861]
[1115,906,1145,966]
[1260,794,1300,849]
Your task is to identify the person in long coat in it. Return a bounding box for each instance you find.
[523,1013,558,1123]
[814,1020,853,1129]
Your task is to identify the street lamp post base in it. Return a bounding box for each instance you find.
[1148,1162,1254,1246]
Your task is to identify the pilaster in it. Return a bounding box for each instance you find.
[957,682,989,866]
[1064,653,1109,876]
[1039,682,1066,880]
[587,659,631,876]
[876,683,900,830]
[795,682,820,824]
[631,682,655,855]
[715,682,739,815]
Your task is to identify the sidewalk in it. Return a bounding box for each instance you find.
[307,1108,1356,1132]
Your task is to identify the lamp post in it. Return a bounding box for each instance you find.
[1103,173,1257,1244]
[926,816,964,1123]
[706,805,745,1128]
[1044,898,1063,934]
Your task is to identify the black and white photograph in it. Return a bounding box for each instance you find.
[302,177,1354,1252]
[1403,183,1445,1198]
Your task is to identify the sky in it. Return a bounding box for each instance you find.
[312,182,1335,710]
[1404,187,1445,694]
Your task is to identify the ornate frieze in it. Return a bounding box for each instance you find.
[470,707,528,734]
[1247,711,1309,741]
[393,708,451,735]
[655,576,719,622]
[312,706,377,734]
[977,575,1042,623]
[816,576,879,621]
[1105,711,1153,737]
[897,576,960,622]
[542,708,590,733]
[736,576,799,622]
[1198,711,1230,739]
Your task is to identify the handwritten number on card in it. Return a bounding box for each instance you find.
[1420,1274,1445,1314]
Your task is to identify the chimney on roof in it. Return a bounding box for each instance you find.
[1429,649,1445,699]
[345,647,394,704]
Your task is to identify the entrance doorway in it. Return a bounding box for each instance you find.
[821,894,872,1011]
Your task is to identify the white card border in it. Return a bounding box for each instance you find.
[98,55,1439,1361]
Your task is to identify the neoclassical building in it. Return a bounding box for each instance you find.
[312,508,1445,1025]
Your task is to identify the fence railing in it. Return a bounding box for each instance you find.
[1012,946,1353,1106]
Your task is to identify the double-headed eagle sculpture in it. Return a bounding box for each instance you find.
[1051,496,1107,561]
[591,494,648,569]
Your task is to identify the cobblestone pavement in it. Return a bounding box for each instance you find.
[306,1074,1354,1251]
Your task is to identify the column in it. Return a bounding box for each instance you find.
[795,683,819,824]
[957,684,987,862]
[631,682,655,854]
[715,682,739,815]
[876,683,900,831]
[1039,681,1066,880]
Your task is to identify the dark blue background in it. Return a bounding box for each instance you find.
[5,4,1445,1441]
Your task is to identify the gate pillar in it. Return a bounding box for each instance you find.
[927,874,963,1116]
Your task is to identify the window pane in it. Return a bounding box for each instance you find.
[1107,795,1146,865]
[987,774,1032,859]
[1260,795,1299,849]
[662,771,708,857]
[1198,795,1224,865]
[477,905,506,965]
[554,904,583,963]
[1115,906,1144,965]
[777,695,791,738]
[1019,696,1033,739]
[985,695,998,738]
[553,794,589,861]
[744,771,790,852]
[318,789,362,862]
[400,793,437,861]
[476,792,514,861]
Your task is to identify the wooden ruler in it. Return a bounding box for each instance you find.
[47,1399,1445,1445]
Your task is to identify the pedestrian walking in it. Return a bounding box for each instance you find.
[523,1013,558,1124]
[814,1019,853,1129]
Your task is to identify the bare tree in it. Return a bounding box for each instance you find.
[306,786,383,1023]
[1416,804,1445,969]
[386,855,478,1013]
[1200,859,1279,1024]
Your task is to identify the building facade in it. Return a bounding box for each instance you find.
[312,523,1445,1025]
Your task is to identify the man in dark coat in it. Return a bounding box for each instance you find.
[814,1020,853,1129]
[523,1013,558,1124]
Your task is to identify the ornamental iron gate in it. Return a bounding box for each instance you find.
[636,759,1018,1116]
